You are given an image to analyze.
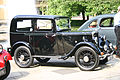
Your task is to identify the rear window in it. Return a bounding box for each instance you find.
[17,19,32,31]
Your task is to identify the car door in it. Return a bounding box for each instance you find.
[31,19,58,56]
[98,17,116,45]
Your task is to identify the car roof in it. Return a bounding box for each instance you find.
[78,14,115,31]
[13,15,69,19]
[89,14,115,20]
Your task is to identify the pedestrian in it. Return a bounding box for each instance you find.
[114,6,120,58]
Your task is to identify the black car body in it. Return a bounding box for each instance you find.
[8,15,115,71]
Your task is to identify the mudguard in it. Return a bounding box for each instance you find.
[74,42,101,54]
[0,49,12,68]
[11,41,34,56]
[64,42,101,58]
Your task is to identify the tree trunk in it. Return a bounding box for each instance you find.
[82,11,85,20]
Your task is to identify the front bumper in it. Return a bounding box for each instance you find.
[0,67,6,77]
[99,51,114,60]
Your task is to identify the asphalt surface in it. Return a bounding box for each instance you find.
[4,56,120,80]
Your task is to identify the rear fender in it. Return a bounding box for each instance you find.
[11,41,34,56]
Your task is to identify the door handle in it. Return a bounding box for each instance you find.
[52,34,56,37]
[45,34,56,38]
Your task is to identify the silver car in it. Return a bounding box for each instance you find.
[78,14,116,45]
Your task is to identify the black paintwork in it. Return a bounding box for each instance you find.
[9,15,110,58]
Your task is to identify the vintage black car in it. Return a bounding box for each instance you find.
[8,15,115,71]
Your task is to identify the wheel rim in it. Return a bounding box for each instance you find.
[16,49,31,66]
[78,50,96,68]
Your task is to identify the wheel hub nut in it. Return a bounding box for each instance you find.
[20,55,25,61]
[83,56,89,62]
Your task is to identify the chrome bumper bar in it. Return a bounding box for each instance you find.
[99,51,114,60]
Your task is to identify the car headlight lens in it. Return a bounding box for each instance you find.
[101,35,106,41]
[104,45,108,51]
[0,45,3,53]
[109,43,113,49]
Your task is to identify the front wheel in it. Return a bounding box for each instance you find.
[75,46,99,71]
[14,46,33,68]
[0,61,11,80]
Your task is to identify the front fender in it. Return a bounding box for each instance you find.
[69,42,101,57]
[77,42,101,54]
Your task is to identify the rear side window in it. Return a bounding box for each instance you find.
[33,19,53,31]
[37,20,52,29]
[100,17,113,27]
[17,19,32,31]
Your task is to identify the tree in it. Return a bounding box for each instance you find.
[45,0,85,18]
[85,0,120,16]
[45,0,120,18]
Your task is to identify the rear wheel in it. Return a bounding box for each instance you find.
[0,61,11,80]
[75,46,99,71]
[14,46,33,68]
[35,57,50,63]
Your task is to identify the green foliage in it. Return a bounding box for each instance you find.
[45,0,120,17]
[85,0,120,16]
[45,0,85,18]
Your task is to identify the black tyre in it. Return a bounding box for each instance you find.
[75,46,99,71]
[35,57,50,63]
[14,46,33,68]
[99,57,108,64]
[0,61,11,80]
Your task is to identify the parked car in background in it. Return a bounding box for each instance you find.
[0,44,12,79]
[78,14,116,45]
[8,15,115,71]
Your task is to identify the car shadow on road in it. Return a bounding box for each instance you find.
[31,59,77,68]
[31,57,120,71]
[5,71,29,80]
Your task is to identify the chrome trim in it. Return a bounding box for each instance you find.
[99,51,114,60]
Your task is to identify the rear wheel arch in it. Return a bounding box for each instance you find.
[11,42,34,56]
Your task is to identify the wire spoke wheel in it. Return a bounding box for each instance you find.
[75,46,99,71]
[14,46,33,68]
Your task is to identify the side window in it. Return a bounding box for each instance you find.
[34,19,52,31]
[17,19,32,31]
[89,20,97,28]
[100,18,113,27]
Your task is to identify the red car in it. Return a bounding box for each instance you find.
[0,44,12,79]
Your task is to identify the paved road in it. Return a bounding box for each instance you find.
[4,56,120,80]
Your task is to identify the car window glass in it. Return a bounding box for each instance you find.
[35,19,52,31]
[100,18,113,27]
[89,20,97,28]
[17,19,32,31]
[55,18,69,31]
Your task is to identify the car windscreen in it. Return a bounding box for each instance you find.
[55,18,70,31]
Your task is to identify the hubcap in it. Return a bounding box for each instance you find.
[83,56,89,62]
[20,55,25,61]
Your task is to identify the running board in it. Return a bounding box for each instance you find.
[32,55,67,60]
